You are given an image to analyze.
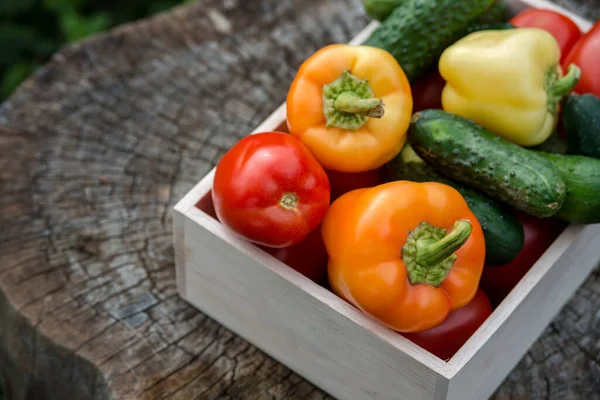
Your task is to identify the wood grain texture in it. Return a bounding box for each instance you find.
[547,0,600,20]
[0,0,598,399]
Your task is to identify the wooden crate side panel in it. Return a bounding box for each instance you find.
[179,211,446,400]
[446,224,600,400]
[173,207,188,298]
[434,376,450,400]
[446,225,578,369]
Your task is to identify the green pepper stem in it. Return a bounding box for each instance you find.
[322,70,384,130]
[415,220,473,266]
[402,219,473,287]
[334,92,384,117]
[547,64,581,113]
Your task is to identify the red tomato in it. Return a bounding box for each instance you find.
[411,70,446,112]
[562,21,600,97]
[200,190,329,283]
[479,212,567,307]
[260,223,328,283]
[510,8,582,63]
[326,167,383,201]
[212,132,331,248]
[401,289,493,361]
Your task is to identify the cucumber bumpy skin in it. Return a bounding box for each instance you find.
[362,0,509,23]
[472,0,511,24]
[363,0,495,83]
[362,0,406,21]
[386,144,524,266]
[536,151,600,224]
[408,110,567,218]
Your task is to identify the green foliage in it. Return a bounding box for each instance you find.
[2,60,37,96]
[59,10,112,42]
[0,0,189,100]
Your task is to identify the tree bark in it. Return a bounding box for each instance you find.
[0,0,598,399]
[550,0,600,20]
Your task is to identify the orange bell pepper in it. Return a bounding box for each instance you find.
[286,44,413,173]
[322,181,486,333]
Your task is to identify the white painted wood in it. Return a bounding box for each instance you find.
[172,1,599,399]
[446,224,600,400]
[177,205,451,400]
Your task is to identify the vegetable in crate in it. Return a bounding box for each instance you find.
[260,223,329,284]
[326,167,383,201]
[362,0,496,83]
[408,110,567,218]
[286,44,413,173]
[402,289,493,360]
[471,0,511,24]
[509,8,582,63]
[562,21,600,97]
[562,93,600,159]
[362,0,509,24]
[536,151,600,224]
[459,22,514,36]
[386,143,524,266]
[212,132,331,248]
[362,0,405,21]
[198,189,329,283]
[480,212,566,307]
[439,28,581,147]
[322,181,485,333]
[532,130,568,155]
[411,70,446,112]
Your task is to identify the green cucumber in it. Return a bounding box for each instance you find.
[536,151,600,224]
[461,22,514,35]
[472,0,511,24]
[533,130,568,154]
[408,110,567,218]
[362,0,406,21]
[562,93,600,159]
[386,144,524,266]
[362,0,510,24]
[362,0,495,83]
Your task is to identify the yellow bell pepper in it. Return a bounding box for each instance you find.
[439,28,581,147]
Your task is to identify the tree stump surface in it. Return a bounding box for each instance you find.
[1,0,599,399]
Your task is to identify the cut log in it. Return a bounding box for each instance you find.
[549,0,600,20]
[0,0,598,399]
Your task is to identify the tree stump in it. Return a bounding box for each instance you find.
[551,0,600,20]
[0,0,599,399]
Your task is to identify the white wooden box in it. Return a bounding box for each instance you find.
[173,1,599,399]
